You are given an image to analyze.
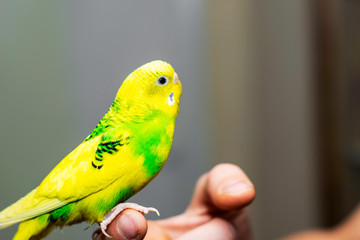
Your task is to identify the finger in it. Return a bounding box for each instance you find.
[187,163,255,212]
[281,230,338,240]
[92,228,104,240]
[95,209,148,240]
[208,163,255,210]
[144,221,172,240]
[232,209,253,239]
[177,217,236,240]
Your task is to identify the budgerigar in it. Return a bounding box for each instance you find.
[0,60,182,240]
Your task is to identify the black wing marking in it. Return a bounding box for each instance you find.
[91,135,131,169]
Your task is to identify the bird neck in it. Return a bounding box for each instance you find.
[109,98,172,123]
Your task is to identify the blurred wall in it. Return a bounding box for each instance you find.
[207,1,319,239]
[315,0,360,226]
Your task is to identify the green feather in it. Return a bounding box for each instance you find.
[50,204,73,222]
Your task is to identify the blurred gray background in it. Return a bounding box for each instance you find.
[1,0,359,239]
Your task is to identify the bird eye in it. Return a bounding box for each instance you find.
[156,76,169,86]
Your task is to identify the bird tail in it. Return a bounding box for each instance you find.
[0,189,39,229]
[13,214,53,240]
[0,188,65,229]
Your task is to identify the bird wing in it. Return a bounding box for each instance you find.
[0,128,140,227]
[36,128,135,201]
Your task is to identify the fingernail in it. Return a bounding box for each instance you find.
[221,180,252,195]
[117,213,140,240]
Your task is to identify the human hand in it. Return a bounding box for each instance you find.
[282,205,360,240]
[92,163,256,240]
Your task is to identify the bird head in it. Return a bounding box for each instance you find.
[115,60,182,119]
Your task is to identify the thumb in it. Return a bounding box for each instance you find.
[187,163,255,212]
[93,210,148,240]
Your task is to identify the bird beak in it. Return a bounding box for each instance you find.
[173,72,179,84]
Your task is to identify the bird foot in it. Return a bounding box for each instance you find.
[100,202,160,238]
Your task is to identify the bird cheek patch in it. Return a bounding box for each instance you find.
[168,92,174,106]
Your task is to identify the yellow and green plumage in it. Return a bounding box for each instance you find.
[0,60,182,240]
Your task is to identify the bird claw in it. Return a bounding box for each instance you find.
[101,226,112,238]
[100,202,160,238]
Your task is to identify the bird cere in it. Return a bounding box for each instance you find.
[0,60,182,240]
